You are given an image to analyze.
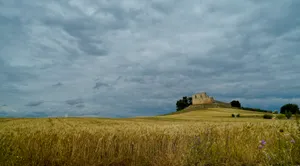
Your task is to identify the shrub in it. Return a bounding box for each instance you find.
[263,114,273,119]
[273,110,278,114]
[276,114,286,119]
[236,114,240,117]
[232,114,235,117]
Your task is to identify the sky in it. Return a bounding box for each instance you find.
[0,0,300,117]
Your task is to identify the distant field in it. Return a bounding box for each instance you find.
[0,108,299,166]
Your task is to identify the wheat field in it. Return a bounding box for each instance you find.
[0,108,299,166]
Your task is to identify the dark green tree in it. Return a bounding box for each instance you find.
[280,103,299,114]
[176,99,185,111]
[176,96,192,111]
[188,97,192,105]
[230,100,241,108]
[182,96,188,105]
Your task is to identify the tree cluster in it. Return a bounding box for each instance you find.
[230,100,241,108]
[176,96,192,111]
[280,103,299,114]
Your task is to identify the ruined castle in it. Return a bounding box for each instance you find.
[192,92,215,105]
[190,92,231,108]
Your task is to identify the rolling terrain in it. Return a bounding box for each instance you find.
[0,107,299,166]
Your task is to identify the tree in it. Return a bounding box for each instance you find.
[230,100,241,108]
[176,99,185,111]
[280,103,299,114]
[182,96,188,105]
[188,97,192,105]
[176,96,192,111]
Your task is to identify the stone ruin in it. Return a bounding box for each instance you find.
[192,92,215,105]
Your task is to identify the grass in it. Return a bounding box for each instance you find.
[0,108,300,166]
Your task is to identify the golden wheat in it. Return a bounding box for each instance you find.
[0,115,299,166]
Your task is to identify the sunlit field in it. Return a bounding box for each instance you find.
[1,108,299,166]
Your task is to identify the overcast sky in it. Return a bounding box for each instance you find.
[1,0,300,117]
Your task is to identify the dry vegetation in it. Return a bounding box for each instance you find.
[0,108,300,166]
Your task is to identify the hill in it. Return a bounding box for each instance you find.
[156,105,268,122]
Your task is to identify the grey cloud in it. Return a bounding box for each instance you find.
[52,82,63,87]
[26,101,44,107]
[43,18,107,53]
[93,82,110,89]
[65,98,84,106]
[75,104,85,108]
[78,41,108,56]
[0,58,35,83]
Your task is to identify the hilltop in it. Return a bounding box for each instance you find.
[170,92,274,121]
[159,107,266,121]
[176,92,233,111]
[153,101,270,123]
